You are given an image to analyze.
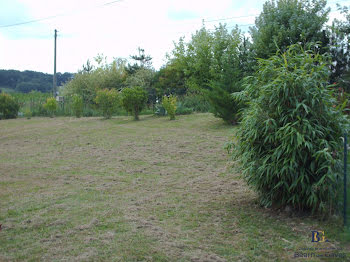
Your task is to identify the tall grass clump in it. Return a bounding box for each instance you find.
[232,44,348,214]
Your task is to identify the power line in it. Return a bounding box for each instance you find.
[0,0,124,29]
[0,15,62,28]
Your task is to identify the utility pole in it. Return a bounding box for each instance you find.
[53,29,57,97]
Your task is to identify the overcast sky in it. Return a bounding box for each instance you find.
[0,0,346,74]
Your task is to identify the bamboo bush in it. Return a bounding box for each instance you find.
[231,44,348,214]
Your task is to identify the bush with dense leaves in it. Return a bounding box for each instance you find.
[180,94,210,112]
[232,44,348,214]
[95,89,119,119]
[71,94,84,118]
[207,82,243,125]
[43,97,58,117]
[162,95,177,120]
[175,102,193,115]
[0,93,20,119]
[121,86,147,120]
[24,108,32,119]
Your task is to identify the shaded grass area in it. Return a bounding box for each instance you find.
[0,113,349,261]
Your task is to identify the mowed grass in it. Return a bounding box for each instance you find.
[0,113,349,262]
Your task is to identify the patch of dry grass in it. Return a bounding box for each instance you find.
[0,114,349,261]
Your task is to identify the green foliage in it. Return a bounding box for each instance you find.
[206,25,245,124]
[95,88,119,119]
[125,68,156,105]
[168,24,252,122]
[162,95,177,120]
[154,62,186,97]
[232,44,348,214]
[0,93,20,119]
[154,104,166,116]
[63,57,126,106]
[71,94,84,118]
[170,27,213,93]
[121,86,147,120]
[207,82,242,124]
[250,0,329,59]
[0,69,72,93]
[11,91,51,116]
[63,72,98,105]
[43,97,58,117]
[126,47,153,74]
[329,5,350,92]
[180,93,210,113]
[175,102,193,115]
[24,108,32,119]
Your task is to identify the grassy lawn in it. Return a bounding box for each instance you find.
[0,113,349,261]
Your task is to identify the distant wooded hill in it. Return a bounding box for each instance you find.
[0,70,73,93]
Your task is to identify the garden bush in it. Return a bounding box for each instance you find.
[121,86,147,120]
[43,97,58,117]
[95,89,119,119]
[176,102,193,115]
[24,108,32,119]
[162,95,177,120]
[231,44,348,214]
[207,82,243,124]
[0,93,20,119]
[180,94,210,112]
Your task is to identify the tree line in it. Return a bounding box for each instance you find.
[0,70,73,93]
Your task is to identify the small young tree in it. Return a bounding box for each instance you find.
[232,44,348,214]
[43,97,58,117]
[95,88,119,119]
[162,95,177,120]
[121,86,147,120]
[0,93,19,119]
[71,94,84,118]
[207,25,245,124]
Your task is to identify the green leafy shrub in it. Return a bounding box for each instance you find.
[207,82,243,124]
[180,94,210,112]
[24,108,32,119]
[0,93,20,119]
[43,97,58,117]
[11,91,51,117]
[121,86,147,120]
[82,107,99,117]
[33,103,48,117]
[95,88,119,119]
[162,95,177,120]
[176,102,193,115]
[232,44,348,214]
[71,94,84,118]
